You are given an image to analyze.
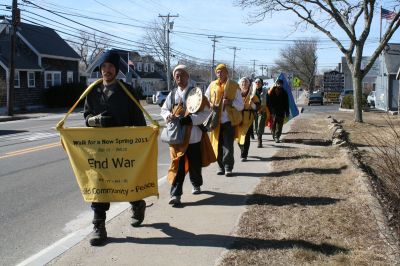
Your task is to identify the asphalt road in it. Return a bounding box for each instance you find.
[0,100,339,265]
[0,105,168,265]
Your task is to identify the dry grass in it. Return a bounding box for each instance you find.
[338,112,400,244]
[218,114,397,266]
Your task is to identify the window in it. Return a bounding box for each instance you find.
[144,63,149,72]
[28,72,35,88]
[14,71,20,88]
[67,71,73,83]
[45,71,62,88]
[150,64,155,72]
[137,62,142,71]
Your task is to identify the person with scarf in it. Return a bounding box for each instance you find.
[161,65,211,206]
[83,50,147,246]
[236,77,260,161]
[267,79,289,143]
[253,78,270,148]
[205,64,244,177]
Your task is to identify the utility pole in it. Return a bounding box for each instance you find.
[159,13,178,91]
[208,35,221,82]
[229,47,240,80]
[259,64,268,77]
[7,0,19,116]
[250,59,257,78]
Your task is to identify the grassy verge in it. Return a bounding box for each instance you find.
[217,113,397,265]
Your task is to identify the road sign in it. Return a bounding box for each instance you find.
[292,77,301,87]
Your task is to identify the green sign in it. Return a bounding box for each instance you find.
[292,77,301,87]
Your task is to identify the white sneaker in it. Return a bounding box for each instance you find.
[192,186,201,195]
[168,196,181,205]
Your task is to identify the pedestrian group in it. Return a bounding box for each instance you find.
[82,50,290,246]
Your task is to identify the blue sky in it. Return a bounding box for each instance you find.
[4,0,400,75]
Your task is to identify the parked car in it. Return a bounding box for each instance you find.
[153,90,170,106]
[307,93,323,106]
[367,91,376,107]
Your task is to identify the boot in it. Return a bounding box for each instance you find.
[89,219,107,246]
[257,135,262,148]
[131,200,146,227]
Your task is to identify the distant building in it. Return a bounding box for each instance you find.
[0,19,80,111]
[341,56,380,92]
[375,43,400,111]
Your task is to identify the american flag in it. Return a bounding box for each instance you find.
[381,7,397,20]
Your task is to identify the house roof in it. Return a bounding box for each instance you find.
[18,22,80,59]
[140,71,164,79]
[384,43,400,74]
[0,30,41,70]
[0,20,80,68]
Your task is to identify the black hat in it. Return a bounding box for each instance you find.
[96,50,120,74]
[255,78,263,84]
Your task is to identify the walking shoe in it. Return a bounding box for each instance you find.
[168,195,181,205]
[275,138,280,143]
[225,170,233,177]
[241,157,247,162]
[131,200,146,227]
[216,169,225,175]
[89,220,107,246]
[192,186,201,195]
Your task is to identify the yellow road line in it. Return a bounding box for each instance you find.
[0,142,61,159]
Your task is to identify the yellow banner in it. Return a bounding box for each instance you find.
[59,126,159,202]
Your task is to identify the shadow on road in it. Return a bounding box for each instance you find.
[171,191,341,208]
[0,129,28,136]
[106,222,348,255]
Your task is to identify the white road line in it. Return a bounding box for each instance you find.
[16,175,168,266]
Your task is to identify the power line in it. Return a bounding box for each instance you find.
[21,0,149,48]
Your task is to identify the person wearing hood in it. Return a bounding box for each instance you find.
[205,64,244,177]
[83,50,147,246]
[267,79,289,143]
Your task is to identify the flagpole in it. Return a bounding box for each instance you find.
[380,5,382,42]
[379,4,385,110]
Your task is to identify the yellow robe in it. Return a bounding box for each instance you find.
[236,93,260,145]
[209,79,242,157]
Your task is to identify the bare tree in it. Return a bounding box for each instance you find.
[141,19,168,73]
[274,39,317,91]
[69,30,110,72]
[235,65,254,79]
[237,0,400,122]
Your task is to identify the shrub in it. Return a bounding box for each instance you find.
[341,94,368,109]
[341,95,354,109]
[44,82,87,108]
[364,116,400,235]
[134,85,145,100]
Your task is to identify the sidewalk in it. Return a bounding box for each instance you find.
[41,118,298,266]
[0,108,79,122]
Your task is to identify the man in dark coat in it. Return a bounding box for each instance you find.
[84,50,147,246]
[267,79,289,143]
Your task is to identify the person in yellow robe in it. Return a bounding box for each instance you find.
[205,64,244,177]
[236,77,260,161]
